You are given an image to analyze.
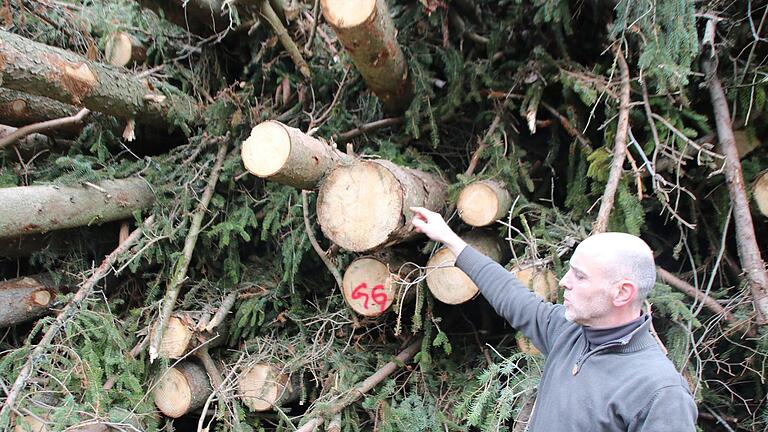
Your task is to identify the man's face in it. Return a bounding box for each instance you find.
[559,244,616,327]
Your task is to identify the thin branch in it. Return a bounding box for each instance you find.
[204,291,239,332]
[149,139,229,362]
[301,190,343,289]
[335,117,404,144]
[304,0,321,54]
[657,267,734,322]
[260,0,311,79]
[540,101,592,154]
[0,108,90,150]
[0,215,155,424]
[593,46,630,234]
[464,114,501,177]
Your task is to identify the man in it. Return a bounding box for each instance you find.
[410,207,698,431]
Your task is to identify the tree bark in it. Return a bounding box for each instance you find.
[426,231,505,305]
[241,120,351,190]
[321,0,413,113]
[104,32,147,67]
[0,178,154,239]
[0,274,59,327]
[457,180,512,227]
[0,89,81,133]
[136,0,230,37]
[0,30,199,130]
[317,160,447,252]
[702,53,768,323]
[753,171,768,218]
[238,363,300,412]
[0,124,56,155]
[341,254,416,316]
[153,361,213,418]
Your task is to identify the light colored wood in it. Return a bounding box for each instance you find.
[104,32,146,67]
[317,160,447,251]
[457,180,512,227]
[14,416,46,432]
[341,255,416,316]
[238,364,298,412]
[426,231,505,304]
[241,120,349,190]
[510,265,559,355]
[153,361,212,418]
[0,275,57,327]
[149,316,194,359]
[754,171,768,218]
[320,0,412,113]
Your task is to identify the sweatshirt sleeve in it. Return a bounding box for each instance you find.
[454,245,571,356]
[628,385,698,432]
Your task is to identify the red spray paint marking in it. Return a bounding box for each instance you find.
[351,282,389,313]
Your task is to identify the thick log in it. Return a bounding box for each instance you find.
[0,30,199,130]
[241,120,350,190]
[754,171,768,218]
[426,231,505,304]
[321,0,413,113]
[136,0,229,36]
[153,361,213,418]
[104,32,147,67]
[510,265,558,355]
[0,89,80,131]
[0,274,58,327]
[341,254,416,316]
[0,178,154,239]
[317,160,447,252]
[457,180,513,227]
[238,363,300,412]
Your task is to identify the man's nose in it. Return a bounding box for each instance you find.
[559,275,571,290]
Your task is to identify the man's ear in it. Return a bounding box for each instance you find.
[612,280,637,307]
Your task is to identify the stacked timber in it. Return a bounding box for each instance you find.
[457,180,513,227]
[238,363,300,412]
[153,361,213,418]
[341,253,417,316]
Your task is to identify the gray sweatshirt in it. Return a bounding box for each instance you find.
[456,246,698,431]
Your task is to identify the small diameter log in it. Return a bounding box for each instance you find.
[426,231,505,304]
[104,32,147,67]
[509,265,559,355]
[153,361,213,418]
[457,180,513,227]
[0,178,154,239]
[0,88,80,130]
[317,160,447,252]
[136,0,229,36]
[0,30,199,130]
[149,316,194,359]
[754,171,768,218]
[341,255,416,316]
[321,0,413,113]
[241,120,350,190]
[0,275,57,327]
[238,364,300,412]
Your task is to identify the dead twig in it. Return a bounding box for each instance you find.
[301,190,343,289]
[593,46,630,234]
[0,215,155,425]
[260,0,311,79]
[0,108,90,150]
[657,268,734,321]
[335,117,404,144]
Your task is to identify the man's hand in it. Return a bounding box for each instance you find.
[410,207,467,256]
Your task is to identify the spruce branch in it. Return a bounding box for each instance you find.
[0,215,156,426]
[260,0,311,79]
[593,45,631,234]
[149,138,229,363]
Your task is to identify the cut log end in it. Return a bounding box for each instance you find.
[342,257,397,316]
[457,181,512,227]
[32,289,52,306]
[318,161,404,251]
[150,316,194,359]
[510,266,559,302]
[153,362,211,418]
[105,32,145,67]
[753,171,768,218]
[238,364,292,412]
[241,121,291,178]
[322,0,377,28]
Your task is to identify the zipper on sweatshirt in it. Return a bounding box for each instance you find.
[572,339,627,375]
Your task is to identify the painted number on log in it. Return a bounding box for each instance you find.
[351,282,388,312]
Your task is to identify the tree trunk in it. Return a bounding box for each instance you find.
[457,180,513,227]
[702,55,768,323]
[320,0,413,113]
[153,361,213,418]
[136,0,230,36]
[341,254,417,316]
[426,231,505,304]
[0,178,154,239]
[0,274,58,327]
[238,363,300,412]
[753,171,768,218]
[317,160,447,252]
[0,30,199,130]
[104,32,147,67]
[510,265,558,355]
[0,88,81,134]
[241,120,351,190]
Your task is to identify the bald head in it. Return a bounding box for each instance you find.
[577,233,656,304]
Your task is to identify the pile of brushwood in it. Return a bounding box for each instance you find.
[1,0,767,430]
